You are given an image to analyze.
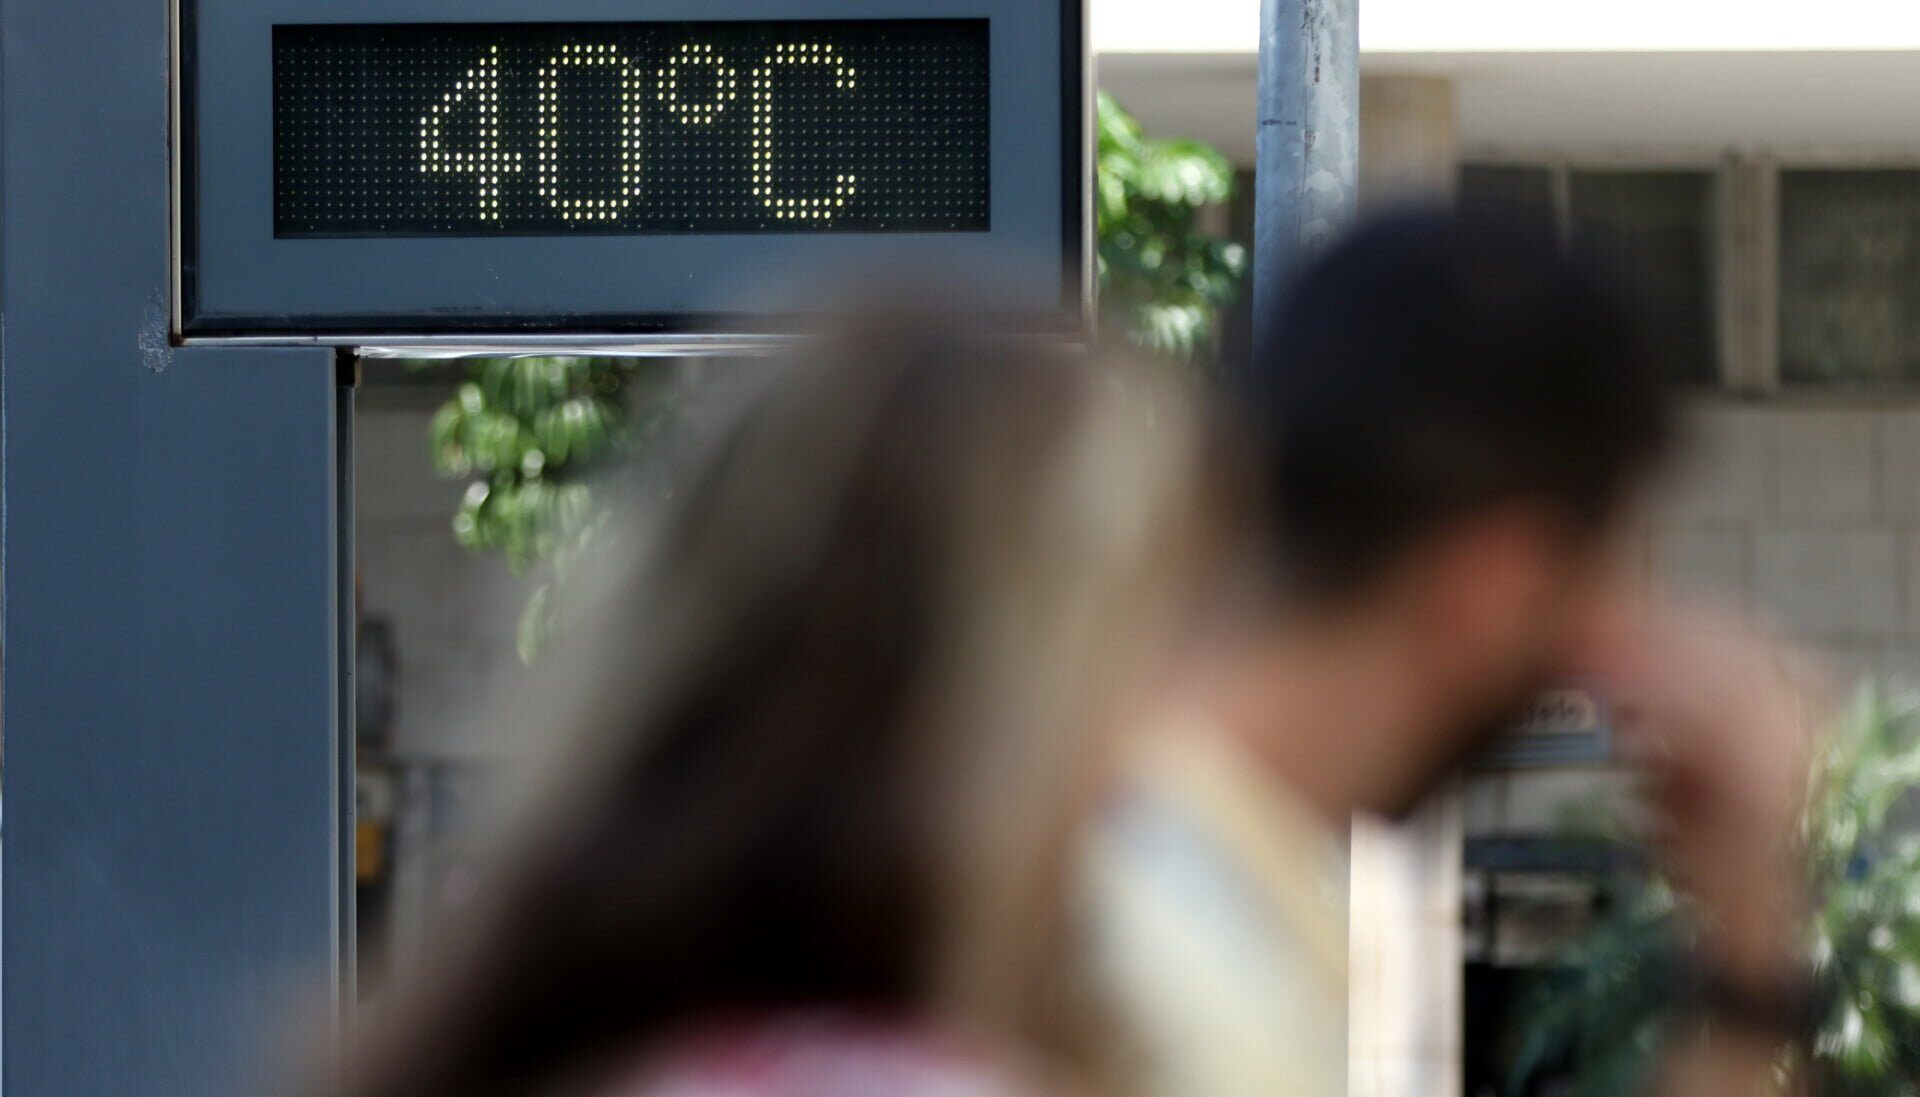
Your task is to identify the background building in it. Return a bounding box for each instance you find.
[1106,4,1920,1094]
[351,5,1920,1092]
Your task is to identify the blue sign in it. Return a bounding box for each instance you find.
[1477,684,1614,769]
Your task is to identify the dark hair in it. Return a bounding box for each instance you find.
[1239,207,1676,599]
[326,331,1207,1097]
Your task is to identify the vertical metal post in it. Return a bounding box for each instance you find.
[337,355,361,1015]
[1,1,348,1094]
[1252,0,1359,1082]
[1254,0,1360,357]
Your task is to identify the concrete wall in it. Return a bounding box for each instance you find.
[354,381,540,976]
[1662,402,1920,680]
[1467,399,1920,837]
[355,382,524,764]
[350,387,1920,853]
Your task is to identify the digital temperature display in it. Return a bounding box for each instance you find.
[273,21,990,237]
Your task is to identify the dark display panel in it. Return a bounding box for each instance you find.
[274,21,990,237]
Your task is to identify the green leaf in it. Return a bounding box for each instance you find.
[1507,679,1920,1094]
[418,356,679,661]
[1096,93,1243,362]
[424,97,1247,655]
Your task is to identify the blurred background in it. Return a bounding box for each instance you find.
[344,3,1920,1094]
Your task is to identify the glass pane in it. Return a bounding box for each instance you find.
[1569,171,1719,385]
[1217,167,1258,371]
[1780,170,1920,385]
[1459,163,1556,231]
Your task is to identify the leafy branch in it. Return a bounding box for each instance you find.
[1506,684,1920,1096]
[1096,91,1247,361]
[421,96,1245,656]
[427,356,678,659]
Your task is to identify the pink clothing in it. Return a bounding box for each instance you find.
[610,1015,1029,1097]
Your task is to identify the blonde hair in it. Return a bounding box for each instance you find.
[336,331,1219,1097]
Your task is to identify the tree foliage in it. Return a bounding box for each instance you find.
[1096,90,1247,361]
[427,356,677,659]
[1507,683,1920,1096]
[423,97,1245,655]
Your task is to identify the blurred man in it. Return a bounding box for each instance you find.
[1093,211,1815,1097]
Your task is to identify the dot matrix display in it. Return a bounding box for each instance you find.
[273,21,991,237]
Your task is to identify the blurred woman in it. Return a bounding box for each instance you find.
[329,330,1217,1097]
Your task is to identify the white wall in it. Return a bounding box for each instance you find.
[1101,50,1920,169]
[1094,0,1920,56]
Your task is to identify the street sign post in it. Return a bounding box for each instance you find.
[179,0,1090,345]
[4,2,347,1095]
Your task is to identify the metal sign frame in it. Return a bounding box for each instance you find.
[5,0,351,1092]
[1473,684,1615,771]
[172,0,1092,350]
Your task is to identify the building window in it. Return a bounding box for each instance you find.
[1459,164,1556,229]
[1569,172,1719,386]
[1460,164,1720,385]
[1779,170,1920,385]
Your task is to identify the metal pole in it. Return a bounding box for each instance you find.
[1251,2,1359,1081]
[1254,0,1360,359]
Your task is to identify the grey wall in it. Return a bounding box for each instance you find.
[1657,402,1920,680]
[354,390,1920,821]
[355,385,525,763]
[1469,400,1920,837]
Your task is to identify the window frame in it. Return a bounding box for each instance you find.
[1464,149,1920,399]
[1462,152,1732,391]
